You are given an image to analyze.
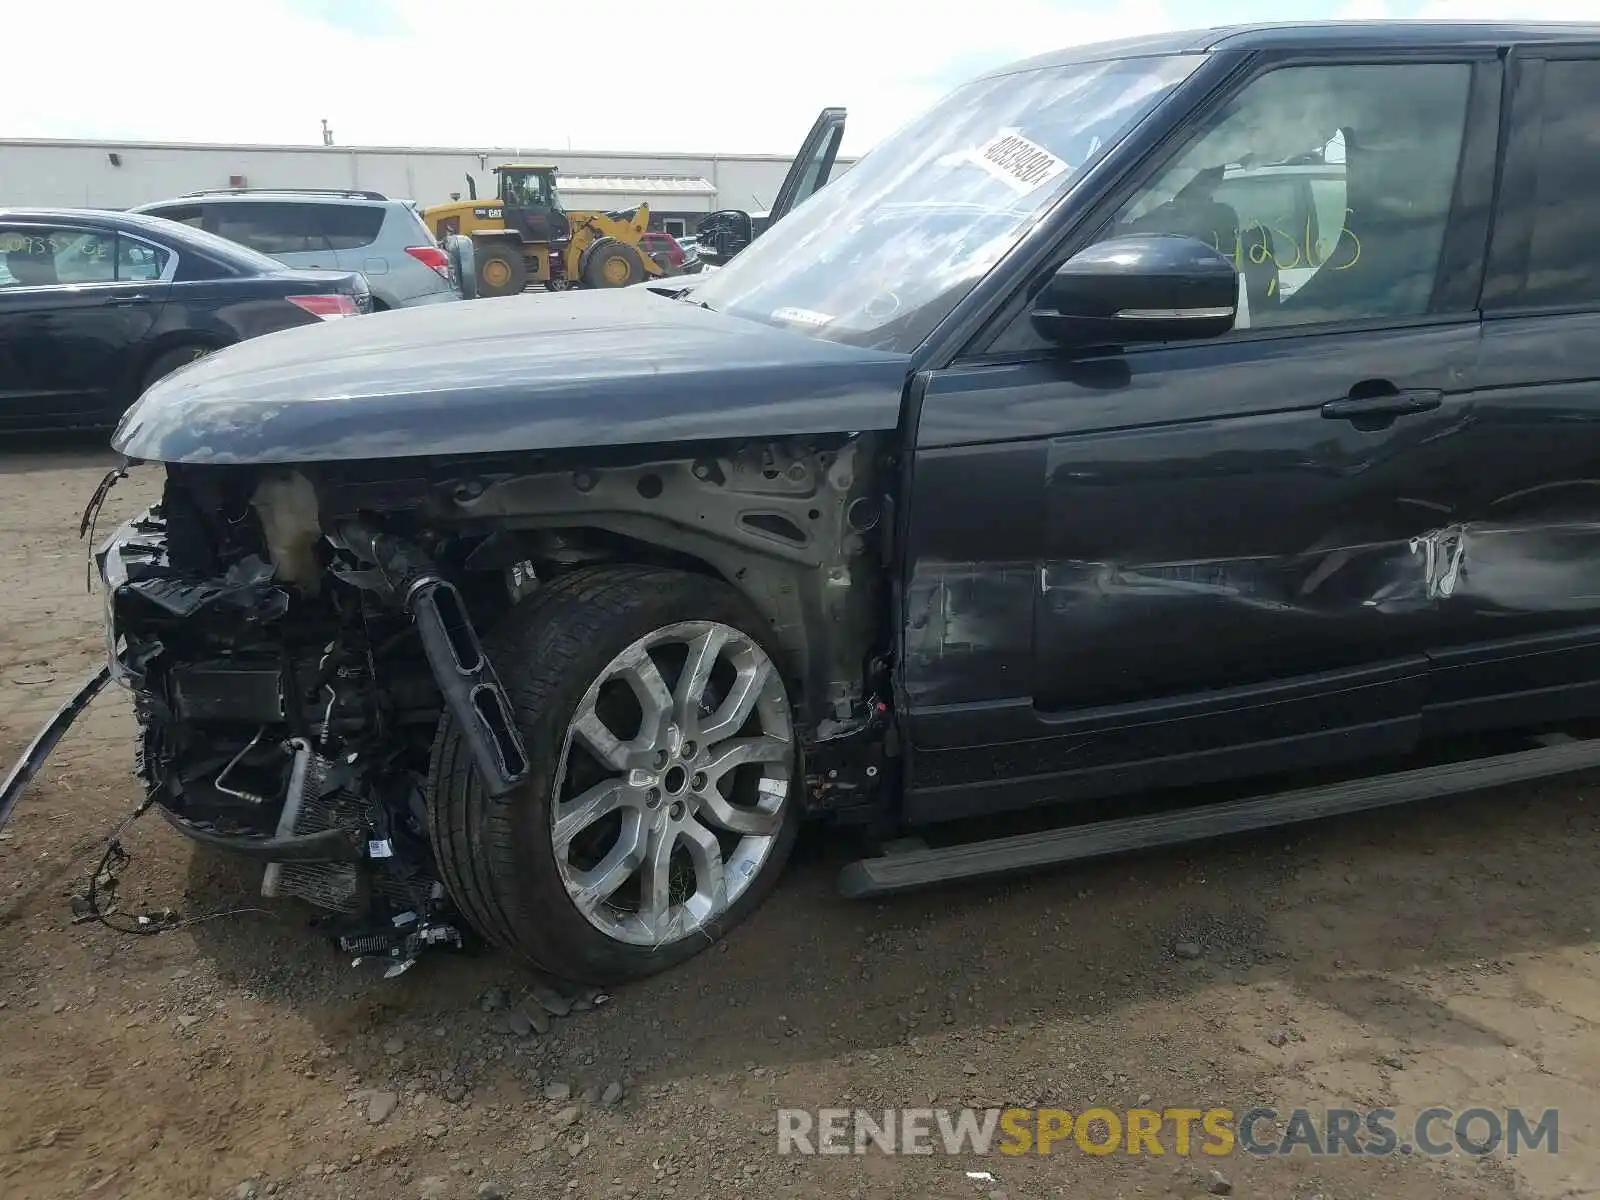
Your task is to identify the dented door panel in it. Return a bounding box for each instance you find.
[903,319,1480,815]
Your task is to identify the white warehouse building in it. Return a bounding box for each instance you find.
[0,137,857,237]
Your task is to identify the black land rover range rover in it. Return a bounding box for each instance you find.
[11,20,1600,987]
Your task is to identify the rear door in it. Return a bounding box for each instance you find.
[1432,45,1600,735]
[0,223,172,428]
[765,107,847,225]
[324,202,388,280]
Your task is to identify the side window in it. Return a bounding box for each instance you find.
[0,226,116,287]
[1516,58,1600,309]
[116,236,171,281]
[174,252,236,283]
[318,204,385,250]
[1088,62,1473,332]
[148,204,204,229]
[210,203,329,255]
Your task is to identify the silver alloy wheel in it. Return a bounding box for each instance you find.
[550,619,793,947]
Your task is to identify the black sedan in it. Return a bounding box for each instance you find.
[0,207,372,433]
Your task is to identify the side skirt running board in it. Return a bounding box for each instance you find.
[838,734,1600,900]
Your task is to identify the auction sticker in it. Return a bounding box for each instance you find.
[967,128,1070,195]
[770,306,834,327]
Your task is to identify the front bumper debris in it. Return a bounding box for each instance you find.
[0,666,111,834]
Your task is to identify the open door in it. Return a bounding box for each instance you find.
[767,106,847,224]
[696,106,846,266]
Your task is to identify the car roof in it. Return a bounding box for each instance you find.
[991,20,1600,75]
[0,206,215,236]
[139,192,393,206]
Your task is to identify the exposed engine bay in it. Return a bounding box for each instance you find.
[90,437,892,973]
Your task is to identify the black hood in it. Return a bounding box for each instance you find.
[112,287,910,465]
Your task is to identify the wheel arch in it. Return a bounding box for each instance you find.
[134,331,232,392]
[435,435,893,740]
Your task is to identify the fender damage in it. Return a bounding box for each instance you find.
[62,431,894,968]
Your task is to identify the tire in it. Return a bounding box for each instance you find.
[474,241,528,297]
[446,235,478,300]
[581,240,646,288]
[140,344,213,394]
[428,564,801,986]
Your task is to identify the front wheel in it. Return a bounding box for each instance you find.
[581,240,645,288]
[474,241,528,297]
[427,565,800,985]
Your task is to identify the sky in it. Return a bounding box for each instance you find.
[1,0,1592,157]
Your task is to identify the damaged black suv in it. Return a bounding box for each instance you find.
[15,20,1600,986]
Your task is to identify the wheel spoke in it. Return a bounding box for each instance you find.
[696,781,783,836]
[637,822,678,939]
[674,626,729,731]
[678,817,729,919]
[572,708,630,771]
[567,810,646,909]
[699,657,774,743]
[618,652,674,740]
[553,779,633,853]
[701,735,790,780]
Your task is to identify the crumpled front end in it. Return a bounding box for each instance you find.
[96,467,516,970]
[79,432,890,973]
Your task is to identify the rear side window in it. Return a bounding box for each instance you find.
[174,252,236,282]
[116,236,170,281]
[319,203,385,249]
[147,204,205,229]
[1518,58,1600,308]
[210,202,327,254]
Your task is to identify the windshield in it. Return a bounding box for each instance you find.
[690,53,1203,353]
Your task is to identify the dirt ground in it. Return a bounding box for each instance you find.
[2,444,1598,1200]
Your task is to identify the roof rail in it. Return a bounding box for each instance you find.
[178,187,389,201]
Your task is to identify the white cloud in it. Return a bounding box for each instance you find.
[2,0,1180,155]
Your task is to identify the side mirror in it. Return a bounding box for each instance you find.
[696,209,754,265]
[1030,235,1237,350]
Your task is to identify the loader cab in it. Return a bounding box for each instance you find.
[697,106,845,266]
[496,164,572,246]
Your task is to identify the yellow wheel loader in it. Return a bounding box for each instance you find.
[422,165,663,297]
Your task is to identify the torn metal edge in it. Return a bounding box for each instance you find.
[0,665,112,834]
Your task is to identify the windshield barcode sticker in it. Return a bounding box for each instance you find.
[967,129,1070,195]
[770,306,834,327]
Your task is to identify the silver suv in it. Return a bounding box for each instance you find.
[131,189,458,310]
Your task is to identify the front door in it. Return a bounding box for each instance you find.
[767,107,847,226]
[0,224,170,428]
[901,52,1501,823]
